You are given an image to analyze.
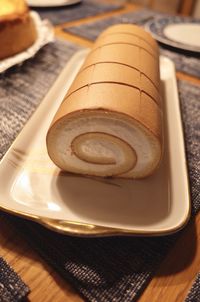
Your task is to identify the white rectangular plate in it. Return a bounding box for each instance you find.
[0,49,191,236]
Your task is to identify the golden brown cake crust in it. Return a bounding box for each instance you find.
[0,0,37,60]
[0,0,28,21]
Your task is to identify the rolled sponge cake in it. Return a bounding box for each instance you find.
[46,24,162,179]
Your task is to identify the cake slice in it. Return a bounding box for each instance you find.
[0,0,37,60]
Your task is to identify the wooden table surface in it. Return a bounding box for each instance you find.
[1,2,200,302]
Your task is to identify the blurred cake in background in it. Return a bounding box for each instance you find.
[0,0,37,60]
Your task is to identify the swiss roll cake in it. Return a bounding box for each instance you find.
[46,24,162,179]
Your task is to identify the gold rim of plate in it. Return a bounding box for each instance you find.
[0,201,191,237]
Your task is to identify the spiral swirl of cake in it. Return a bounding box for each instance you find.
[46,24,162,178]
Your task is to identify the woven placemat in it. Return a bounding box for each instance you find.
[185,273,200,302]
[0,38,199,301]
[64,9,156,39]
[64,9,200,78]
[34,0,122,25]
[0,257,29,302]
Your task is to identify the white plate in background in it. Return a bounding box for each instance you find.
[0,49,191,237]
[146,17,200,53]
[164,23,200,48]
[27,0,81,7]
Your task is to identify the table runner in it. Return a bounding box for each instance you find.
[64,9,200,78]
[0,37,199,301]
[0,257,29,302]
[185,273,200,302]
[34,0,122,25]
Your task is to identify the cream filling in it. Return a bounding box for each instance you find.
[71,132,137,176]
[49,113,159,177]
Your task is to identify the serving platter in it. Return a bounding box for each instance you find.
[146,16,200,53]
[0,49,191,237]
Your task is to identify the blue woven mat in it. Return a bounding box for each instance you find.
[34,0,122,25]
[185,273,200,302]
[0,257,29,302]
